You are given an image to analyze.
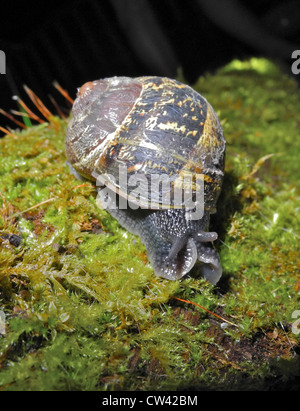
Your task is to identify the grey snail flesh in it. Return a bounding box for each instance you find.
[65,76,225,284]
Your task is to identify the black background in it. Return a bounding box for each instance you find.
[0,0,299,130]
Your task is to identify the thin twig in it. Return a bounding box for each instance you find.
[12,95,45,124]
[0,126,16,136]
[0,108,27,128]
[279,321,296,354]
[7,198,57,220]
[53,81,74,105]
[172,296,239,327]
[73,183,94,190]
[24,85,54,121]
[258,210,300,239]
[49,94,67,119]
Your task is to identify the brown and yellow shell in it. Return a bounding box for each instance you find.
[65,76,225,212]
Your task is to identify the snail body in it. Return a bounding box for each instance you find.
[66,76,225,284]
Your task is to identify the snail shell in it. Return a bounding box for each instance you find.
[66,76,225,284]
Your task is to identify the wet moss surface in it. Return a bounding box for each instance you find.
[0,58,300,390]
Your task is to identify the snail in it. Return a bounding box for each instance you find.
[65,76,225,284]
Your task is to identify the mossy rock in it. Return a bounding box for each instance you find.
[0,58,300,391]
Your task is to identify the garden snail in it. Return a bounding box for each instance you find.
[65,76,225,284]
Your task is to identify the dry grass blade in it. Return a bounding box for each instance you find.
[7,198,57,220]
[24,85,54,121]
[53,81,74,105]
[13,95,45,124]
[0,108,27,129]
[241,153,275,180]
[1,82,72,135]
[172,296,239,327]
[0,126,16,136]
[49,95,67,119]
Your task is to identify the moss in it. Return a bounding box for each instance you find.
[0,58,300,391]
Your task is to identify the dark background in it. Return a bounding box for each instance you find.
[0,0,299,130]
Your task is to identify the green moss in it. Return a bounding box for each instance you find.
[0,58,300,391]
